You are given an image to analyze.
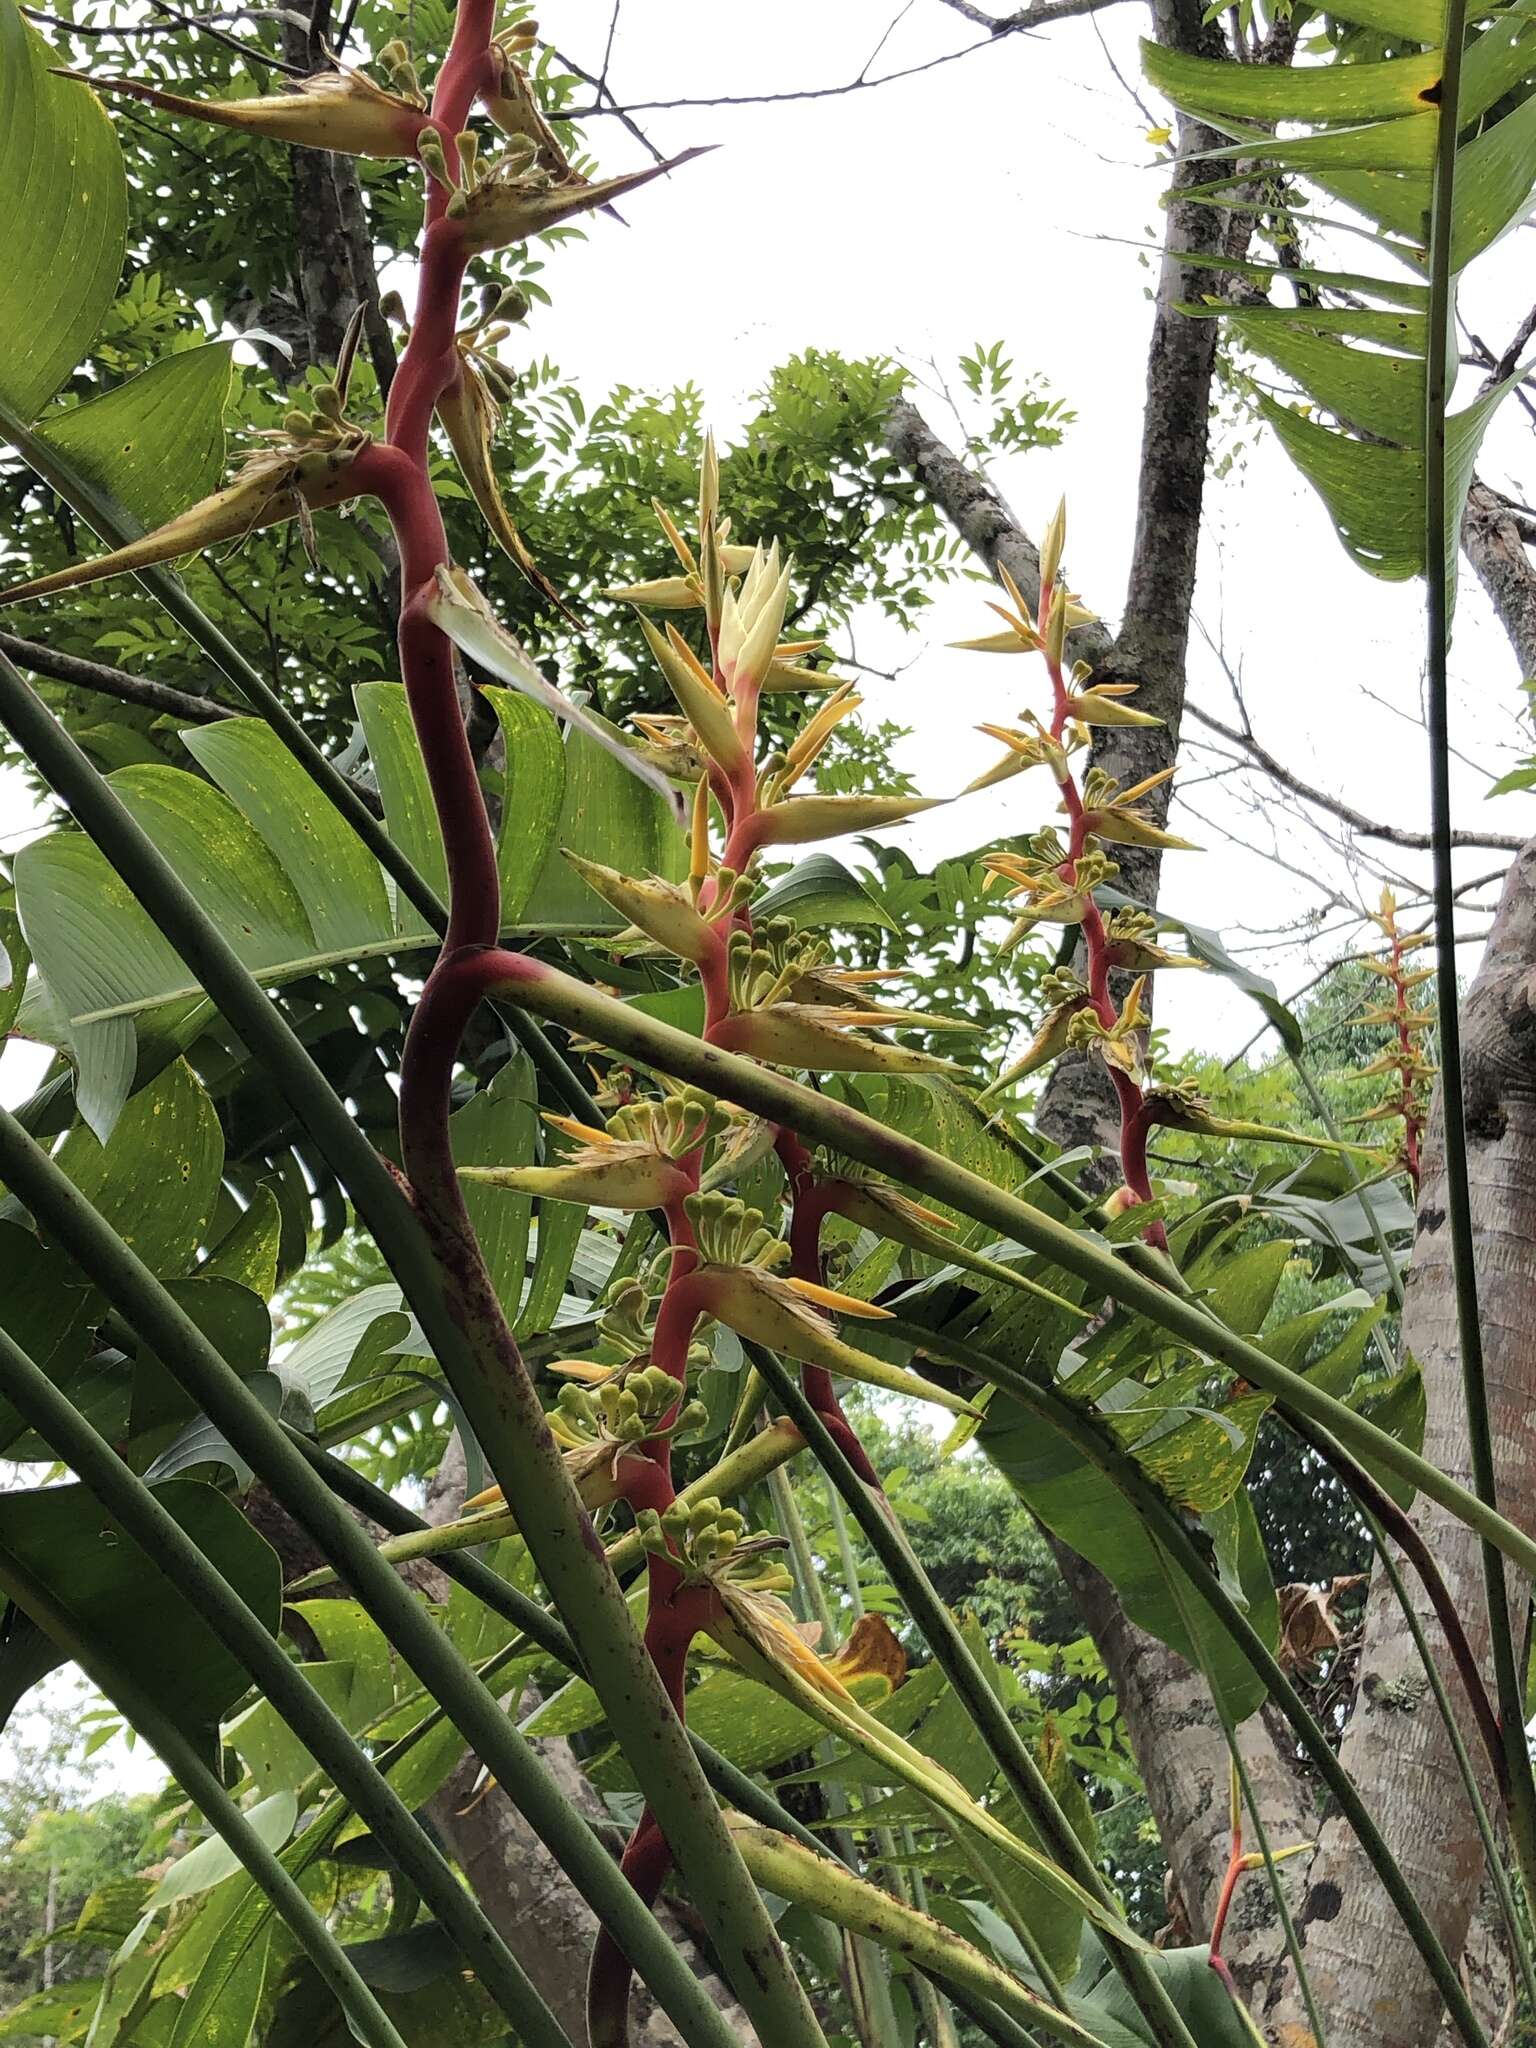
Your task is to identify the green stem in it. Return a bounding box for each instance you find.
[946,1816,1071,2012]
[303,1433,1025,2048]
[886,1316,1491,2048]
[0,1325,573,2048]
[312,1318,597,1451]
[744,1345,1198,2048]
[492,959,1536,1581]
[293,1416,804,1590]
[820,1478,962,2048]
[1422,0,1536,1920]
[1288,1056,1405,1313]
[0,1547,408,2048]
[764,1464,903,2048]
[0,1104,752,2048]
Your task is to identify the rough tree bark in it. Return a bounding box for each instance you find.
[282,0,397,395]
[1260,830,1536,2047]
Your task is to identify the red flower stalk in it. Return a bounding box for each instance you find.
[968,514,1198,1248]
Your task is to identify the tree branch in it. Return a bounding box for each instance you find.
[564,7,1131,120]
[1463,478,1536,683]
[0,633,234,725]
[1184,701,1524,852]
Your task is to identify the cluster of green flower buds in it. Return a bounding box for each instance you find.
[684,1193,791,1273]
[976,968,1091,1099]
[984,832,1120,947]
[726,919,823,1014]
[1076,766,1195,853]
[375,38,428,106]
[607,1087,733,1161]
[636,1495,744,1572]
[278,375,364,452]
[554,1365,707,1453]
[635,1497,793,1589]
[1098,907,1203,975]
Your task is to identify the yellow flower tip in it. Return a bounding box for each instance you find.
[1118,764,1178,804]
[541,1112,613,1146]
[652,498,698,576]
[996,564,1033,622]
[603,575,700,608]
[984,599,1032,636]
[546,1358,619,1383]
[462,1483,507,1512]
[1038,499,1067,587]
[783,1277,896,1320]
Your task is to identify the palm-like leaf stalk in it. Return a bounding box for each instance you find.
[0,1546,411,2048]
[744,1343,1200,2048]
[0,647,821,2039]
[293,1425,1038,2045]
[488,953,1536,1579]
[0,1325,576,2046]
[0,1101,755,2048]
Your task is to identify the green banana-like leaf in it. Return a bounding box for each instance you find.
[10,686,597,1139]
[1143,7,1536,588]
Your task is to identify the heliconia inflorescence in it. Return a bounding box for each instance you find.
[1349,888,1437,1189]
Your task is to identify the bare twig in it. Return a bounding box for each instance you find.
[0,633,235,724]
[938,0,1119,25]
[548,43,666,164]
[23,1,309,72]
[565,3,1129,119]
[596,0,623,87]
[1184,703,1523,852]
